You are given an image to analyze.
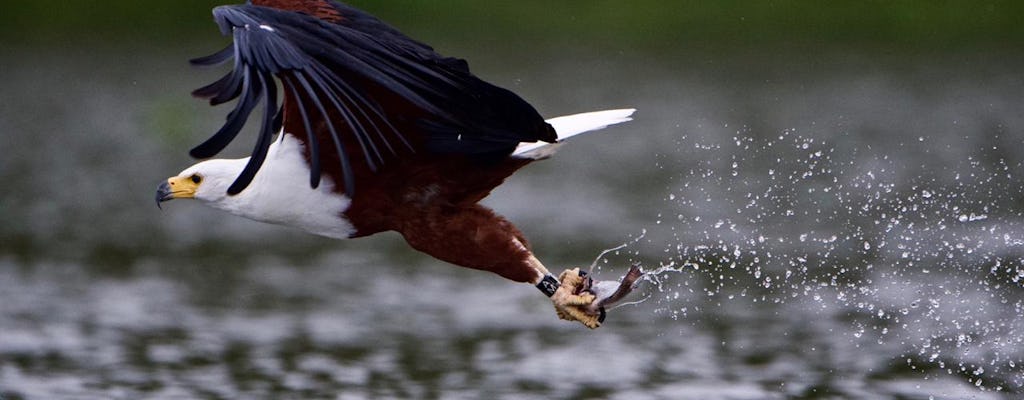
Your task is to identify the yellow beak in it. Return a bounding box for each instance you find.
[155,176,198,209]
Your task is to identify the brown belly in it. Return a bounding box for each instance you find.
[342,154,533,237]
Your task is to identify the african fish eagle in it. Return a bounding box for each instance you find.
[155,0,635,329]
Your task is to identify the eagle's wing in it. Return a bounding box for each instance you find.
[190,1,556,195]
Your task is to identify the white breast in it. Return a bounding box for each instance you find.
[217,134,356,239]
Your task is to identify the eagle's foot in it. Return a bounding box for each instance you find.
[546,264,645,329]
[551,268,602,329]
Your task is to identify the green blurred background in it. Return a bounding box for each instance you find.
[4,0,1023,51]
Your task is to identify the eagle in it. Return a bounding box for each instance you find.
[156,0,635,329]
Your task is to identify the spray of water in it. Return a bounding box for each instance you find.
[606,127,1024,393]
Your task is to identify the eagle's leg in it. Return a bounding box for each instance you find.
[398,204,601,328]
[527,251,602,329]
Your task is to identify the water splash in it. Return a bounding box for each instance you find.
[588,228,647,274]
[636,127,1024,393]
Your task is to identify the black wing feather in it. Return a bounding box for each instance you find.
[191,66,263,158]
[190,2,555,195]
[283,75,322,188]
[190,45,234,67]
[228,70,278,195]
[304,66,379,171]
[292,71,356,195]
[192,70,237,100]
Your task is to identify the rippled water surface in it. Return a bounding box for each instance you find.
[1,46,1023,399]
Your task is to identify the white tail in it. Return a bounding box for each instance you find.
[513,108,636,159]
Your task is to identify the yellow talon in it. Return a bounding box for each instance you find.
[566,293,595,306]
[551,268,601,329]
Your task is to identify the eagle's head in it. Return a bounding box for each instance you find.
[155,135,356,239]
[156,158,246,210]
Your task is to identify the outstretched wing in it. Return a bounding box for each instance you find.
[190,0,556,195]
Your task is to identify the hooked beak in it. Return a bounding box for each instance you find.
[156,181,173,210]
[156,176,198,209]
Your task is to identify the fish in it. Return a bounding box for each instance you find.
[578,264,645,322]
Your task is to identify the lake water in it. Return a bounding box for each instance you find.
[1,45,1022,399]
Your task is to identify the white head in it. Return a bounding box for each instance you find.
[156,158,249,213]
[156,134,356,239]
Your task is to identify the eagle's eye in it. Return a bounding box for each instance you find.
[190,174,203,184]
